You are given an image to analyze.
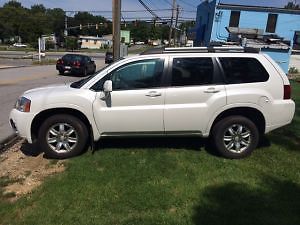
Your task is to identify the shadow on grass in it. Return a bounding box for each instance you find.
[193,176,300,225]
[267,128,300,151]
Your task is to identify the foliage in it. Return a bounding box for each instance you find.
[124,20,170,42]
[0,1,112,48]
[0,1,185,48]
[65,36,78,50]
[289,66,299,74]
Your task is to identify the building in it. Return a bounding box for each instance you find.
[193,0,300,73]
[79,36,112,49]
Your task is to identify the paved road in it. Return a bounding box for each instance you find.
[0,59,105,142]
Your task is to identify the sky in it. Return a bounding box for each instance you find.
[0,0,296,20]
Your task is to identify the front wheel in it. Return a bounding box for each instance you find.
[38,114,89,159]
[211,116,259,159]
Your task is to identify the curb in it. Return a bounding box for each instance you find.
[0,65,28,70]
[0,134,20,154]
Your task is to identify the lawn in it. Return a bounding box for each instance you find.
[0,82,300,225]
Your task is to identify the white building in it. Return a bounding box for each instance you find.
[79,36,112,49]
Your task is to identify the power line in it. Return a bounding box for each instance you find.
[138,0,163,20]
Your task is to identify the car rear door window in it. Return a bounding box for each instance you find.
[171,57,214,86]
[219,57,269,84]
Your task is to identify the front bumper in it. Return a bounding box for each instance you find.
[9,109,35,143]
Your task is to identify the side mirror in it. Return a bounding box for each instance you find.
[103,80,112,93]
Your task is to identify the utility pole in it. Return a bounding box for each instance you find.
[174,5,179,46]
[113,0,121,61]
[64,16,68,36]
[168,0,176,47]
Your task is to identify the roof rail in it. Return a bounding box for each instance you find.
[140,46,260,55]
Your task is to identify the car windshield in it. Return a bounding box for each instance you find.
[62,54,83,62]
[70,58,123,89]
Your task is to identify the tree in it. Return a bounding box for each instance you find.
[65,36,78,50]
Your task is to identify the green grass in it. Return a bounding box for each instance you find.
[31,59,57,65]
[0,82,300,225]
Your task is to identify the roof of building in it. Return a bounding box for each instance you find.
[217,3,300,15]
[79,36,108,41]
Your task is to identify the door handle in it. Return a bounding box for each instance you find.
[146,91,162,97]
[204,88,220,94]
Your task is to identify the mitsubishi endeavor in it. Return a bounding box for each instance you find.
[9,47,295,159]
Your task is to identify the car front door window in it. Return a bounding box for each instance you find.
[110,59,164,90]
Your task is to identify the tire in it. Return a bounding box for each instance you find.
[83,67,87,76]
[92,66,96,74]
[38,114,89,159]
[211,116,259,159]
[58,70,64,75]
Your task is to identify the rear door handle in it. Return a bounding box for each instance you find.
[204,88,220,94]
[146,91,162,97]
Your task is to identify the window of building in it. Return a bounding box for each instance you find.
[229,11,240,27]
[171,58,214,86]
[266,14,278,33]
[219,57,269,84]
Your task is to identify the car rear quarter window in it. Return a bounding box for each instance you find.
[171,57,214,86]
[219,57,269,84]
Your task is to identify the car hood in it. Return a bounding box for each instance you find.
[23,83,71,97]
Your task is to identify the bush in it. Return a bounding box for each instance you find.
[289,67,299,74]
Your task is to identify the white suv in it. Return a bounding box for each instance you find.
[9,47,295,159]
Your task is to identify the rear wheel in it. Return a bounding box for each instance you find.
[211,116,259,159]
[38,114,88,159]
[58,70,64,75]
[83,67,88,76]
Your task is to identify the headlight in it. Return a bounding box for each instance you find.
[15,97,31,112]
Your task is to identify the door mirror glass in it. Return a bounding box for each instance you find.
[103,80,112,92]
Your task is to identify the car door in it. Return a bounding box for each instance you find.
[164,56,226,135]
[92,57,167,135]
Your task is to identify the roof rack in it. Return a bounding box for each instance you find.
[140,46,260,55]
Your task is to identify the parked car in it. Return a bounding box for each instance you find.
[56,54,96,76]
[10,47,295,159]
[105,51,113,64]
[13,43,27,48]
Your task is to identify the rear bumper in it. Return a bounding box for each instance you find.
[56,65,83,74]
[265,100,295,133]
[9,109,35,143]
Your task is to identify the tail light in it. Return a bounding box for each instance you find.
[284,85,291,100]
[57,59,63,64]
[73,61,81,67]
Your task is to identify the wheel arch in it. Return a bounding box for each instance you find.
[208,107,266,136]
[31,108,93,143]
